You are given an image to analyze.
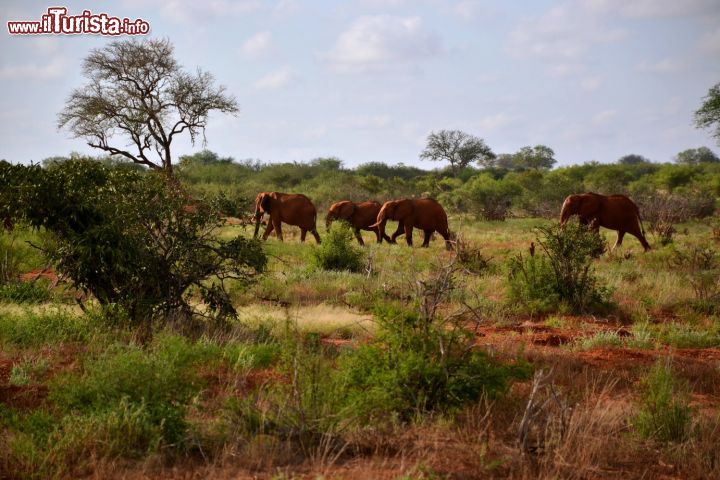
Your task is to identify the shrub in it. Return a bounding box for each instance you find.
[339,263,530,421]
[462,174,521,220]
[311,222,365,273]
[507,254,560,315]
[454,236,493,275]
[509,223,610,314]
[0,159,267,333]
[634,359,693,442]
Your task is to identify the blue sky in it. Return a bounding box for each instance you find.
[1,0,719,167]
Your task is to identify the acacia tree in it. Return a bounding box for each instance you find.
[58,38,238,175]
[420,130,495,174]
[512,145,556,170]
[618,154,650,165]
[695,82,720,145]
[675,147,719,165]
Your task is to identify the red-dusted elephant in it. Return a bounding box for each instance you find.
[371,198,452,250]
[325,200,393,245]
[560,192,650,251]
[253,192,321,243]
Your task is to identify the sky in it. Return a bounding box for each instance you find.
[1,0,719,168]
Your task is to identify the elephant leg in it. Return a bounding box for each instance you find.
[628,226,651,251]
[390,221,404,243]
[354,228,365,246]
[274,220,284,242]
[404,224,414,246]
[421,230,432,247]
[300,229,307,242]
[311,228,321,244]
[373,228,382,244]
[612,231,625,250]
[439,229,453,251]
[262,220,275,241]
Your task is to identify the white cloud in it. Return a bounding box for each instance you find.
[453,1,492,20]
[303,125,327,140]
[475,113,513,131]
[323,15,441,73]
[273,0,301,16]
[122,0,262,23]
[592,109,617,125]
[507,4,627,61]
[584,0,720,18]
[253,66,293,89]
[0,59,65,80]
[340,114,392,129]
[580,76,603,92]
[699,27,720,54]
[241,31,273,58]
[636,58,681,73]
[31,37,59,55]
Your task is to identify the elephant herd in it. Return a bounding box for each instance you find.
[253,192,452,249]
[252,191,652,252]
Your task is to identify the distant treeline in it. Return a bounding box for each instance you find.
[32,147,720,221]
[172,149,720,221]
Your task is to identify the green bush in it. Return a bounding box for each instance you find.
[507,254,560,315]
[337,300,530,422]
[634,359,693,442]
[311,222,365,273]
[0,159,267,331]
[508,223,610,314]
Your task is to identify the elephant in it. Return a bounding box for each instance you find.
[371,198,452,250]
[325,200,393,245]
[253,192,321,243]
[560,192,650,251]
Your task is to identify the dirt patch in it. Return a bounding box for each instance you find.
[532,332,573,346]
[0,358,49,409]
[575,347,657,368]
[0,384,48,409]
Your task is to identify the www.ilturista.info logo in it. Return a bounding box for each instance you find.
[7,7,150,35]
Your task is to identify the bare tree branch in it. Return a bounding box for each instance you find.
[58,38,239,175]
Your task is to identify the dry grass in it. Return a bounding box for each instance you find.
[236,303,375,338]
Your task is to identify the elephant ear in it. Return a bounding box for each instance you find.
[259,193,272,213]
[338,201,356,219]
[578,194,601,217]
[396,199,414,218]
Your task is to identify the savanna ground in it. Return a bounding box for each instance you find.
[1,216,720,479]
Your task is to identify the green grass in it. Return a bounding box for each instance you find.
[0,307,97,347]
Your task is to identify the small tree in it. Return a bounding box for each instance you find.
[695,82,720,145]
[420,130,495,174]
[675,147,719,165]
[618,153,650,165]
[1,160,266,335]
[58,38,238,176]
[512,145,557,170]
